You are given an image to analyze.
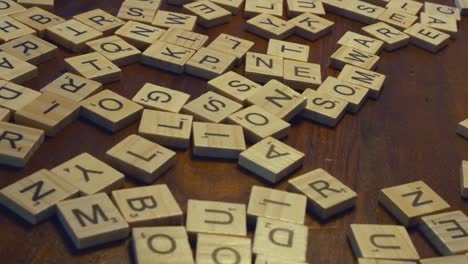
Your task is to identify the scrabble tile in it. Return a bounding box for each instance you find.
[245,52,283,84]
[404,23,450,53]
[40,72,102,103]
[456,0,468,16]
[318,77,369,113]
[228,105,290,143]
[11,6,64,37]
[152,10,197,31]
[461,160,468,198]
[288,13,334,41]
[192,122,246,159]
[362,22,410,51]
[386,0,423,15]
[247,185,307,224]
[337,31,384,54]
[56,193,129,249]
[288,168,357,219]
[207,33,254,66]
[0,80,40,111]
[182,91,242,123]
[246,14,294,40]
[0,169,77,224]
[420,12,457,38]
[132,83,190,113]
[159,28,208,50]
[348,224,420,261]
[183,1,231,28]
[86,35,141,66]
[255,255,309,264]
[207,0,244,14]
[330,45,380,70]
[196,233,251,264]
[378,9,417,30]
[0,0,26,18]
[457,118,468,139]
[115,21,166,50]
[51,153,125,196]
[0,51,37,83]
[80,89,142,132]
[301,88,348,127]
[73,8,125,35]
[132,226,194,264]
[186,199,247,237]
[283,59,322,90]
[244,0,283,18]
[106,134,176,183]
[141,40,196,74]
[16,0,54,10]
[0,107,10,121]
[420,255,468,264]
[253,217,308,262]
[112,184,183,227]
[65,52,121,84]
[139,109,193,149]
[0,15,35,43]
[117,0,159,24]
[358,259,417,264]
[343,0,386,24]
[337,64,386,99]
[267,39,309,62]
[379,181,450,227]
[419,210,468,255]
[46,19,103,52]
[0,34,57,65]
[239,137,304,183]
[185,47,236,80]
[286,0,325,17]
[424,2,461,21]
[207,71,262,105]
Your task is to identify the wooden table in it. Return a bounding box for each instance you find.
[1,0,467,263]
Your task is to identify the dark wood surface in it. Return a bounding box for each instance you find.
[1,0,467,263]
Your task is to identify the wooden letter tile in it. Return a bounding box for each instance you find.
[159,28,208,50]
[86,35,141,66]
[12,6,64,37]
[255,255,309,264]
[288,13,334,41]
[318,77,369,113]
[244,0,283,18]
[65,52,121,84]
[420,255,468,264]
[0,16,35,43]
[245,52,284,84]
[0,51,37,83]
[330,45,380,70]
[192,122,246,159]
[17,0,54,11]
[117,0,159,24]
[301,88,348,127]
[115,21,166,50]
[0,107,10,121]
[184,1,231,28]
[386,0,423,15]
[337,31,384,54]
[208,71,261,105]
[152,10,197,31]
[404,23,450,53]
[207,33,254,66]
[246,14,294,40]
[132,83,190,113]
[420,12,457,38]
[73,8,124,35]
[358,259,417,264]
[337,64,386,99]
[343,1,386,24]
[196,233,251,264]
[141,40,196,74]
[457,118,468,139]
[182,91,242,123]
[0,80,40,111]
[0,34,57,65]
[0,0,26,18]
[206,0,244,14]
[267,39,309,62]
[362,22,410,51]
[40,72,102,103]
[462,160,468,198]
[378,9,418,30]
[283,59,322,90]
[424,2,461,21]
[286,0,325,18]
[46,19,103,52]
[185,47,236,80]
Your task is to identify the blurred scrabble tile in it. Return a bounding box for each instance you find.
[46,19,103,52]
[208,0,244,14]
[358,259,417,264]
[11,7,64,37]
[52,153,124,196]
[86,35,141,66]
[56,193,129,249]
[132,226,194,264]
[301,88,348,127]
[0,121,43,167]
[0,51,37,83]
[117,0,159,24]
[184,1,231,28]
[182,91,242,123]
[139,109,193,149]
[286,0,325,17]
[267,39,309,62]
[288,168,357,219]
[348,224,420,261]
[462,160,468,198]
[186,199,247,237]
[255,255,309,264]
[0,0,26,18]
[253,217,308,262]
[378,9,417,30]
[337,31,384,54]
[244,0,283,18]
[40,72,102,103]
[379,181,450,226]
[420,255,468,264]
[239,137,304,183]
[245,52,283,84]
[73,8,124,35]
[228,105,290,143]
[330,45,380,70]
[456,0,468,16]
[197,233,251,264]
[420,12,457,38]
[246,14,294,40]
[424,2,461,21]
[17,0,54,11]
[141,40,196,74]
[185,47,236,80]
[362,22,410,51]
[283,59,322,90]
[386,0,423,15]
[65,52,121,84]
[404,23,450,52]
[419,210,468,255]
[115,21,166,50]
[0,34,57,65]
[207,33,254,66]
[112,184,183,227]
[0,16,35,43]
[457,118,468,138]
[0,169,77,224]
[192,122,246,159]
[152,10,197,31]
[337,64,386,99]
[0,107,10,121]
[318,77,369,113]
[106,134,176,183]
[288,13,334,41]
[343,0,385,24]
[132,83,190,113]
[0,80,40,111]
[207,71,261,105]
[160,28,208,50]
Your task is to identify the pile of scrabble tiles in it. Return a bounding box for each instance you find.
[0,0,467,263]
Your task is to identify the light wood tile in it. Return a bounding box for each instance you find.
[46,19,103,52]
[182,91,242,123]
[301,88,348,127]
[65,52,121,84]
[141,40,196,74]
[152,10,197,31]
[246,13,294,40]
[183,1,231,28]
[115,21,166,50]
[86,35,141,66]
[196,233,251,264]
[337,64,386,99]
[40,72,102,103]
[73,8,125,35]
[0,51,37,83]
[362,22,410,51]
[12,6,64,37]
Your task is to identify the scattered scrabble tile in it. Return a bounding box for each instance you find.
[244,0,283,18]
[132,226,194,264]
[0,0,26,18]
[185,47,236,80]
[152,10,197,31]
[424,2,461,21]
[247,185,307,224]
[208,0,244,14]
[318,77,369,113]
[378,181,450,226]
[0,169,77,224]
[106,134,176,183]
[420,12,457,38]
[207,33,254,66]
[457,118,468,138]
[65,52,121,84]
[343,1,386,24]
[192,122,246,159]
[11,6,64,37]
[239,137,304,183]
[456,0,468,16]
[244,52,284,84]
[378,8,418,30]
[386,0,423,15]
[56,193,129,249]
[0,107,10,121]
[338,64,386,99]
[17,0,54,10]
[301,88,348,127]
[462,160,468,198]
[228,105,290,143]
[337,31,384,54]
[51,153,124,196]
[0,34,57,65]
[286,0,325,17]
[207,71,262,105]
[246,14,294,40]
[112,184,183,227]
[330,45,380,70]
[80,89,143,132]
[117,0,159,24]
[182,91,242,123]
[288,168,357,219]
[362,22,410,51]
[115,21,166,50]
[40,72,102,103]
[420,255,468,264]
[358,259,417,264]
[419,210,468,255]
[0,51,37,83]
[0,80,41,111]
[348,224,420,261]
[283,59,322,90]
[404,23,450,53]
[139,109,193,149]
[0,16,35,43]
[288,13,334,41]
[247,79,306,121]
[267,39,309,62]
[184,1,231,28]
[46,19,103,52]
[256,255,309,264]
[197,233,251,263]
[159,28,208,50]
[73,8,124,35]
[186,199,247,237]
[253,217,308,262]
[141,40,196,74]
[132,83,190,113]
[86,35,141,66]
